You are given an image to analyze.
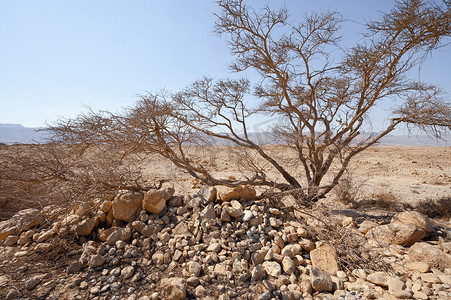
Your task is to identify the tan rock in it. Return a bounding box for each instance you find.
[100,200,112,213]
[391,211,434,237]
[358,220,379,234]
[406,261,430,273]
[0,208,44,241]
[218,185,256,202]
[106,227,132,245]
[88,255,106,268]
[143,187,175,214]
[310,244,339,275]
[161,277,186,300]
[172,222,193,237]
[367,272,389,287]
[132,221,146,233]
[36,228,56,243]
[408,242,451,271]
[76,218,96,236]
[3,235,19,246]
[262,261,281,277]
[366,223,424,246]
[225,206,244,218]
[310,266,333,292]
[98,227,118,242]
[112,191,144,222]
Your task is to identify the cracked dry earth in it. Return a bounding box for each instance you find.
[0,145,450,300]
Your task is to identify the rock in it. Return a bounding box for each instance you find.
[167,196,183,207]
[214,263,230,276]
[160,277,186,300]
[243,210,253,222]
[3,235,19,246]
[112,191,144,222]
[142,224,164,238]
[195,186,217,203]
[218,185,256,202]
[300,239,315,251]
[132,220,146,233]
[310,244,339,275]
[391,211,434,237]
[262,261,281,277]
[36,228,56,243]
[408,242,451,271]
[0,208,44,241]
[106,228,132,245]
[206,242,221,252]
[251,250,267,265]
[186,276,199,287]
[25,275,42,290]
[200,203,216,221]
[366,223,424,246]
[225,206,244,218]
[366,272,389,287]
[420,272,441,283]
[282,256,296,275]
[251,265,266,281]
[143,187,175,214]
[152,252,165,265]
[388,277,405,291]
[406,261,430,273]
[6,288,20,299]
[310,266,333,292]
[390,289,413,298]
[194,285,207,298]
[100,200,112,213]
[67,261,83,274]
[88,255,106,268]
[188,261,202,277]
[98,227,117,242]
[220,209,232,222]
[172,222,192,237]
[76,218,96,236]
[121,266,135,279]
[358,220,379,234]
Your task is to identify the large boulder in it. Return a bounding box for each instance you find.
[391,211,434,238]
[366,223,424,246]
[218,185,256,202]
[112,191,144,222]
[142,187,175,214]
[0,209,44,241]
[408,242,451,271]
[310,244,339,275]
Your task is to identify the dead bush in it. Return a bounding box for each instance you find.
[415,196,451,219]
[0,143,156,221]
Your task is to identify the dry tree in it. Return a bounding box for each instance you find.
[47,0,450,206]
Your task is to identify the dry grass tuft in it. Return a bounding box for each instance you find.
[415,196,451,219]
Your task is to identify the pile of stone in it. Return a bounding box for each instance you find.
[0,185,450,299]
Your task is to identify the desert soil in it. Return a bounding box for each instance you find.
[142,145,451,208]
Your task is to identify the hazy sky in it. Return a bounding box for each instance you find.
[1,0,450,131]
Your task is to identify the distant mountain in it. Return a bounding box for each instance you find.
[0,124,49,144]
[0,123,449,146]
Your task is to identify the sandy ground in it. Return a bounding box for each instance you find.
[141,145,451,208]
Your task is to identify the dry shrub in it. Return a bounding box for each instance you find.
[372,191,398,209]
[415,196,451,219]
[0,143,153,221]
[305,209,393,274]
[332,171,367,205]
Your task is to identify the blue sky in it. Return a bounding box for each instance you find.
[1,0,450,133]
